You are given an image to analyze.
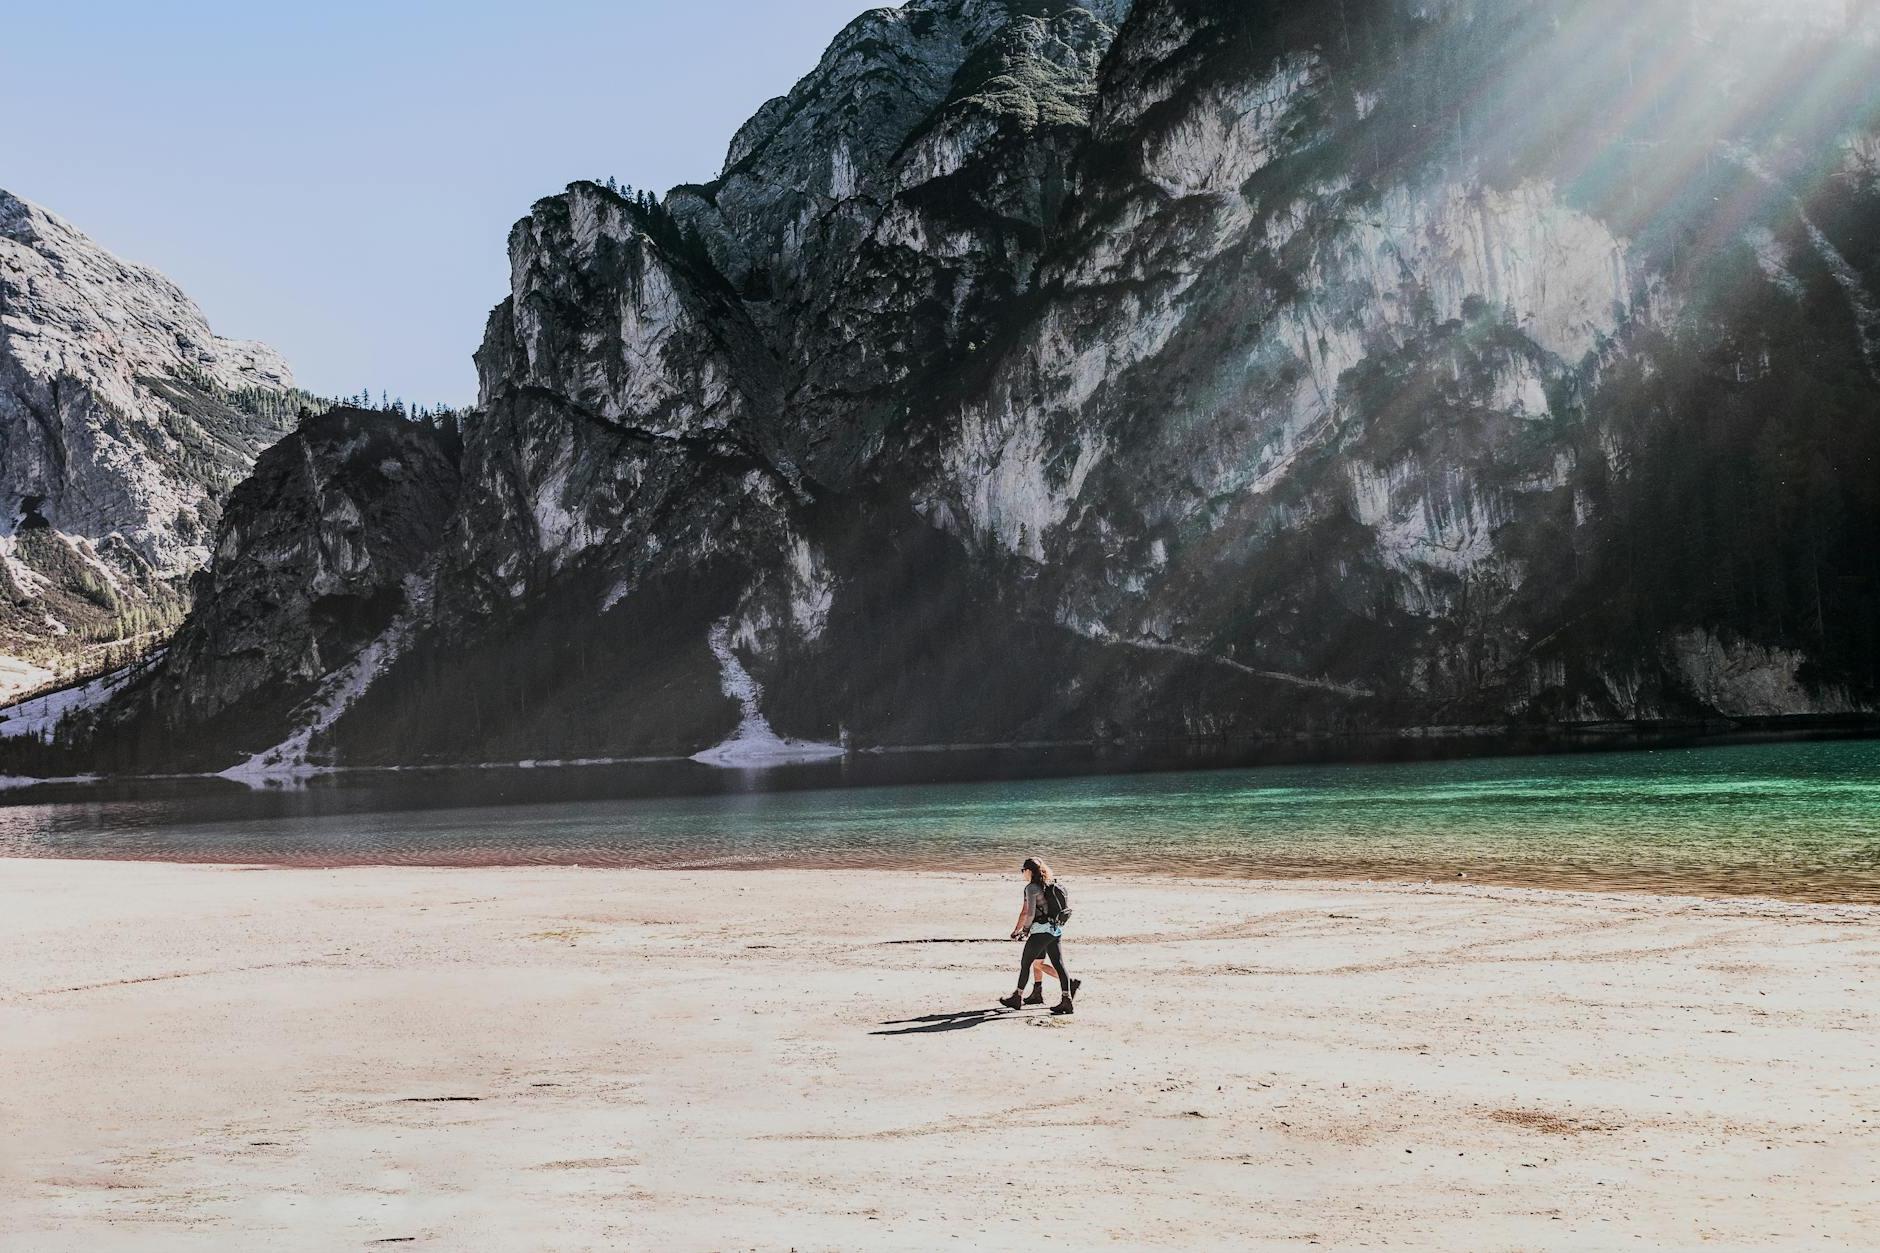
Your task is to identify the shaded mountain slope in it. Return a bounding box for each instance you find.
[46,0,1880,772]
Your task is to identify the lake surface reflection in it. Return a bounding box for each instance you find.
[2,737,1876,902]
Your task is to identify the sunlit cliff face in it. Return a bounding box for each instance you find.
[440,0,1880,738]
[77,0,1880,769]
[929,0,1880,719]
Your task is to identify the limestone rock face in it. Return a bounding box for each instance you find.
[0,190,299,700]
[668,0,1130,487]
[87,0,1880,768]
[453,185,794,615]
[122,407,460,761]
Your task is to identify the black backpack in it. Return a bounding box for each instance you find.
[1038,880,1072,927]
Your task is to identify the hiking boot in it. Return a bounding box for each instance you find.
[998,992,1025,1010]
[1050,995,1075,1015]
[1022,987,1046,1005]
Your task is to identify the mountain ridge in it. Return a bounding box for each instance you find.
[0,188,307,704]
[11,0,1879,773]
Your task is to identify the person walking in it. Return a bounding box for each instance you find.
[999,856,1079,1015]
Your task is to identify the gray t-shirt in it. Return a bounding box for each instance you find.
[1022,881,1044,923]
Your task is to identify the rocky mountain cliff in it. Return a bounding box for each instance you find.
[42,0,1880,772]
[0,190,304,703]
[131,407,461,770]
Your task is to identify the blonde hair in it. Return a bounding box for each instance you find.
[1022,856,1053,885]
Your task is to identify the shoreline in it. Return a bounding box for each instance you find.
[5,713,1877,794]
[3,733,1877,913]
[7,849,1880,909]
[4,860,1876,1248]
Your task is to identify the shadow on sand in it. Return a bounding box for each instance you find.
[870,1008,1011,1036]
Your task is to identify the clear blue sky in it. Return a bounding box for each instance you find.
[2,1,870,407]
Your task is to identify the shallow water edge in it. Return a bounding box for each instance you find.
[2,733,1876,905]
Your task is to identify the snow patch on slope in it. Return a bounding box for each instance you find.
[0,655,57,706]
[220,575,431,782]
[691,618,843,767]
[0,658,146,740]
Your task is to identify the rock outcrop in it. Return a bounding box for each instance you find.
[0,189,303,701]
[66,0,1880,769]
[84,407,461,770]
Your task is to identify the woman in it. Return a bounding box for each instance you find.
[999,857,1079,1015]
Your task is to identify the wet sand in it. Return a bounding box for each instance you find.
[2,859,1876,1249]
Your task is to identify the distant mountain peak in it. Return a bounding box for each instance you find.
[0,187,302,703]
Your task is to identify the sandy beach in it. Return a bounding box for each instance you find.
[2,860,1876,1250]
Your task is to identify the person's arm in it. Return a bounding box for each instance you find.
[1011,890,1034,939]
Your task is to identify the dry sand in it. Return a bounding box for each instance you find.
[2,859,1877,1250]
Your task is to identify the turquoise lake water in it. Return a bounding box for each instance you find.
[2,737,1876,901]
